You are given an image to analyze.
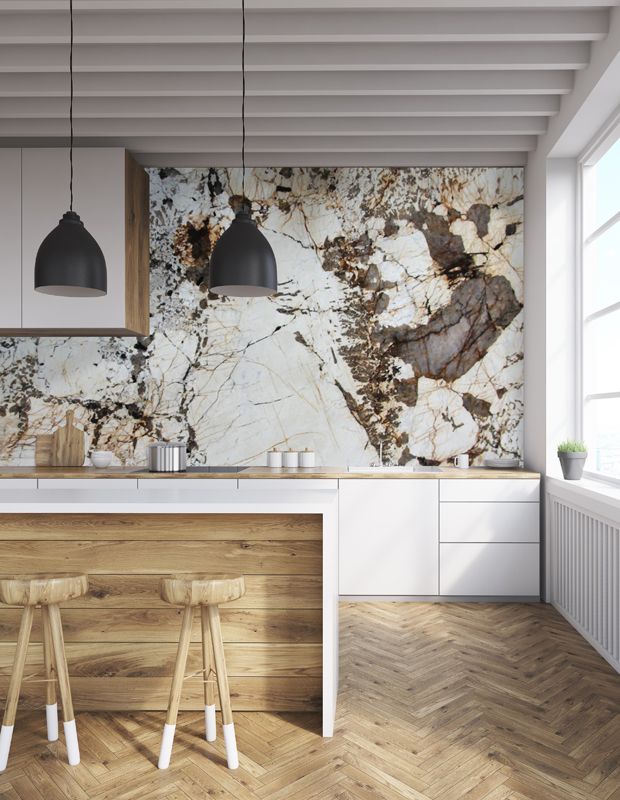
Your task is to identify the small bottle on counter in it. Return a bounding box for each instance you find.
[282,449,299,468]
[299,448,316,468]
[267,449,283,468]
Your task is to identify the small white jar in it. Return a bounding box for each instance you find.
[282,449,299,468]
[267,450,283,468]
[299,448,315,468]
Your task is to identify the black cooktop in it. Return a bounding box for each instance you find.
[185,466,245,473]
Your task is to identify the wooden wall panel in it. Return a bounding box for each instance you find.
[0,642,322,677]
[0,676,322,712]
[0,513,323,712]
[0,539,321,575]
[0,608,322,643]
[0,513,322,540]
[69,574,322,609]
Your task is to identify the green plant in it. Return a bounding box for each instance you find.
[557,439,587,453]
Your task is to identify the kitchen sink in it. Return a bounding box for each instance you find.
[347,465,442,474]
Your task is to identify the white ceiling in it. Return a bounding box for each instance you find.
[0,0,618,167]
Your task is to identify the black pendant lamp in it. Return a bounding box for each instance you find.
[209,0,277,297]
[35,0,107,297]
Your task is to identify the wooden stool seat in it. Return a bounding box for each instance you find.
[158,573,246,771]
[160,574,245,607]
[0,574,88,606]
[0,573,88,772]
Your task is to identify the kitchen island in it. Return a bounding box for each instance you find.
[0,466,540,736]
[0,486,338,736]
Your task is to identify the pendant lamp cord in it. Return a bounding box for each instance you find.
[241,0,246,203]
[69,0,74,212]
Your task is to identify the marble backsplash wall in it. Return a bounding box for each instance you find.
[0,166,523,467]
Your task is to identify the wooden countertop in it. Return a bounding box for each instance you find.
[0,466,540,480]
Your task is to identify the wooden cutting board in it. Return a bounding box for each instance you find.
[34,434,53,466]
[50,410,85,467]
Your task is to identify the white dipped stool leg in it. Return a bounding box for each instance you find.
[200,606,217,742]
[208,604,240,770]
[46,703,59,742]
[41,607,59,742]
[48,604,81,767]
[0,605,34,772]
[0,726,14,772]
[158,723,176,770]
[223,722,239,770]
[64,719,80,766]
[158,605,193,770]
[205,705,217,742]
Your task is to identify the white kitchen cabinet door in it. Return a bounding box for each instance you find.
[21,148,127,330]
[0,150,22,329]
[339,479,439,595]
[440,479,539,503]
[16,148,150,335]
[440,502,539,543]
[440,543,539,596]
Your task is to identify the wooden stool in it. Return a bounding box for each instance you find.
[158,573,246,770]
[0,573,88,772]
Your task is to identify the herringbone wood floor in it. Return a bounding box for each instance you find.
[1,602,619,800]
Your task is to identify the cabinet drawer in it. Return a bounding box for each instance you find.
[0,479,37,490]
[238,479,337,492]
[38,479,138,491]
[440,543,539,596]
[440,502,539,543]
[137,479,238,491]
[440,479,539,503]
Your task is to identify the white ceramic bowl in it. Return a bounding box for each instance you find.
[90,451,113,468]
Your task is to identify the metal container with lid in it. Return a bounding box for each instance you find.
[147,442,187,473]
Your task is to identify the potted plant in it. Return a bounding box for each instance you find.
[557,440,587,480]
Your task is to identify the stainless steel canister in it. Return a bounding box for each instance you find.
[147,442,187,472]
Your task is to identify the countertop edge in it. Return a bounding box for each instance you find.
[0,466,540,479]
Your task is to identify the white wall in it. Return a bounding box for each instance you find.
[524,6,620,475]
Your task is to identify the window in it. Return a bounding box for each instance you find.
[581,134,620,480]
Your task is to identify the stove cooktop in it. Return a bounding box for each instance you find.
[185,466,245,473]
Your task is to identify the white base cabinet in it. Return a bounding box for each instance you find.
[439,478,540,597]
[339,479,439,595]
[339,477,540,598]
[440,543,539,596]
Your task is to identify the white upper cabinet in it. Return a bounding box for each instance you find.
[0,150,22,329]
[0,148,149,336]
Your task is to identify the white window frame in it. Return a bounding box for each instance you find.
[578,113,620,486]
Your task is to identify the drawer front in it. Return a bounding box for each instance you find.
[440,479,539,503]
[440,543,539,596]
[238,479,338,492]
[0,479,38,490]
[38,479,138,491]
[440,502,539,543]
[137,479,238,491]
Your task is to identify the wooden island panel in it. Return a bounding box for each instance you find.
[0,513,323,712]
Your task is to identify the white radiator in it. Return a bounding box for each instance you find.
[549,495,620,672]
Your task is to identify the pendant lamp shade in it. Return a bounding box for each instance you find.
[34,0,108,298]
[35,211,107,297]
[208,0,277,298]
[209,206,277,297]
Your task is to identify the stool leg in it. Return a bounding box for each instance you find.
[0,605,34,772]
[158,604,193,770]
[200,605,217,742]
[47,604,80,766]
[208,604,239,769]
[41,606,58,742]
